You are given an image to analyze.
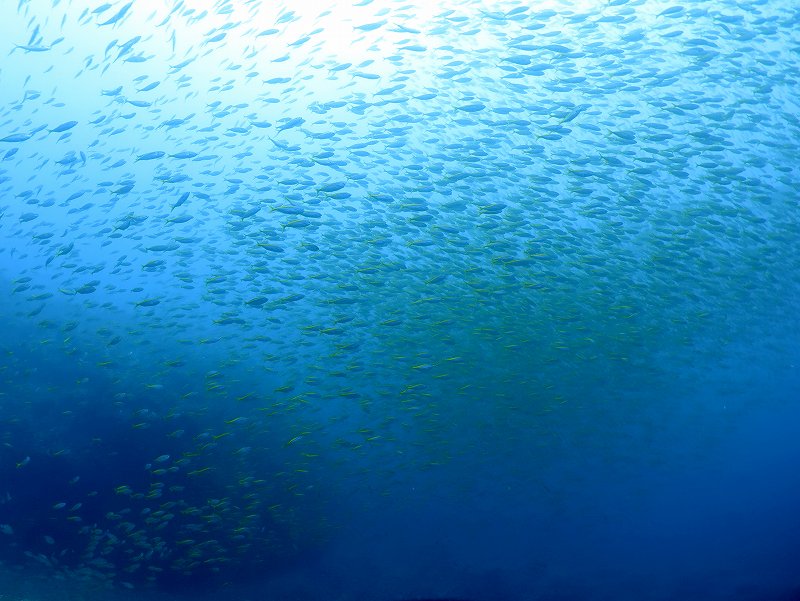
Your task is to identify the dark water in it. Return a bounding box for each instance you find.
[1,0,799,600]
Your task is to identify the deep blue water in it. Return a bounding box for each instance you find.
[1,1,799,600]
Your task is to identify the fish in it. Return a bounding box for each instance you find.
[98,1,133,26]
[136,151,165,161]
[50,121,78,133]
[134,298,161,307]
[1,133,32,143]
[276,117,305,133]
[14,44,51,52]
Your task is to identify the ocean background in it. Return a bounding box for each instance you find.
[1,0,799,600]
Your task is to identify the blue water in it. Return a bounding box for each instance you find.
[1,1,799,600]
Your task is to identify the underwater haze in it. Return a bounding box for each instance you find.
[1,0,799,599]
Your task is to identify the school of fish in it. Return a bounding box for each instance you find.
[0,0,799,592]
